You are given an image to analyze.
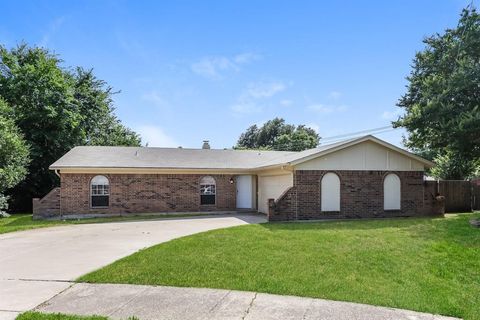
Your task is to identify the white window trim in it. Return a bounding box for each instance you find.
[200,176,216,205]
[90,175,110,209]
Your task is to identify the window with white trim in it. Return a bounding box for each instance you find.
[200,176,216,205]
[91,175,109,208]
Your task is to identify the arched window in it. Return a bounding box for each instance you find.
[91,175,109,208]
[321,173,340,212]
[200,176,216,205]
[384,173,401,210]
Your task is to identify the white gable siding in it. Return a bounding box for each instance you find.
[295,141,425,171]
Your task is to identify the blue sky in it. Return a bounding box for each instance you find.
[0,0,468,149]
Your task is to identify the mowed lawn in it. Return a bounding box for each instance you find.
[80,213,480,320]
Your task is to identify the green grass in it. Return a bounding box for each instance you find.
[0,213,206,234]
[79,213,480,320]
[16,311,108,320]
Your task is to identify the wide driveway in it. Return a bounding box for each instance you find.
[0,214,265,320]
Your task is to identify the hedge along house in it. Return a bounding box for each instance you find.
[33,135,442,221]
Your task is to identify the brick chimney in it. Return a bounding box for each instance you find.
[202,140,211,149]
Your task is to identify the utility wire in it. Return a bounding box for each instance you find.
[319,125,398,143]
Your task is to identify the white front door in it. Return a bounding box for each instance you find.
[236,175,253,209]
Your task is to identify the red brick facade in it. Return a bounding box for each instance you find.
[33,170,441,220]
[268,170,441,221]
[57,173,236,215]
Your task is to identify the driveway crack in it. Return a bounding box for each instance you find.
[107,286,151,317]
[209,290,231,313]
[241,292,257,320]
[34,282,76,310]
[301,299,315,320]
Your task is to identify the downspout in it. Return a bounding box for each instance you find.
[54,169,61,216]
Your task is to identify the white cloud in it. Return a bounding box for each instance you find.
[233,52,262,64]
[191,56,237,79]
[381,109,403,120]
[231,103,261,114]
[230,81,287,115]
[328,91,342,100]
[306,123,320,133]
[307,104,347,114]
[116,33,151,61]
[191,52,261,79]
[279,99,293,106]
[40,16,66,47]
[141,90,169,108]
[136,125,178,147]
[245,81,286,99]
[308,104,333,113]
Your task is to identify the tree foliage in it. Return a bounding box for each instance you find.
[394,8,480,179]
[0,44,140,211]
[236,118,320,151]
[0,99,29,214]
[70,67,141,146]
[429,149,479,180]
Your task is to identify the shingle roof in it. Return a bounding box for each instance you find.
[49,146,296,170]
[49,135,434,170]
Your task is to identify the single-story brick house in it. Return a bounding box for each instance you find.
[33,135,442,221]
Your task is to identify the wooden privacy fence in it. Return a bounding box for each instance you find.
[434,180,480,212]
[473,184,480,211]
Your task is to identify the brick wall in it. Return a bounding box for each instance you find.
[60,173,236,215]
[32,187,61,218]
[268,187,297,221]
[269,170,436,221]
[35,170,442,219]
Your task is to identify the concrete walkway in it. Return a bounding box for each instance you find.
[36,283,459,320]
[0,214,265,320]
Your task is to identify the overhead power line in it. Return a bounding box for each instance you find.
[319,125,398,143]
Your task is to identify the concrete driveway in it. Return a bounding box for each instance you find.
[0,214,265,320]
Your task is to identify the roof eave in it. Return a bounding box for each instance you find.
[49,166,258,172]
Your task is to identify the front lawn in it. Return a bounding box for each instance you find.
[80,213,480,320]
[0,213,206,235]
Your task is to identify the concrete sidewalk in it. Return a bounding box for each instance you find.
[36,283,459,320]
[0,214,265,320]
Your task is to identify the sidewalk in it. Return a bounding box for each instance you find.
[0,214,265,320]
[36,283,460,320]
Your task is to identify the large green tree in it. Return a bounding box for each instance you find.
[0,44,140,211]
[71,67,141,146]
[0,99,29,215]
[236,118,320,151]
[394,8,480,179]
